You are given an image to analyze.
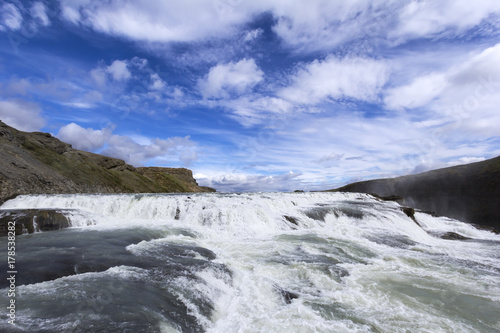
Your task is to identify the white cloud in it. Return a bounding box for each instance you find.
[6,1,499,193]
[391,0,500,42]
[384,43,500,136]
[200,171,303,192]
[279,56,389,105]
[57,123,112,151]
[384,73,447,110]
[57,0,500,54]
[0,100,45,132]
[90,58,162,96]
[446,156,486,166]
[31,2,50,26]
[57,0,384,52]
[198,58,264,99]
[243,28,263,42]
[59,0,251,43]
[270,1,382,52]
[61,5,80,24]
[220,96,293,127]
[270,0,500,50]
[90,67,107,87]
[149,73,166,91]
[195,103,500,191]
[106,60,131,82]
[0,3,23,31]
[90,59,133,88]
[56,123,198,166]
[199,56,388,128]
[61,90,103,109]
[104,135,197,166]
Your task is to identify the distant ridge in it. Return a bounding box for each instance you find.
[328,156,500,230]
[0,120,215,205]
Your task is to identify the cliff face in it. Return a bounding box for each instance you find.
[0,120,215,204]
[330,156,500,230]
[136,167,216,193]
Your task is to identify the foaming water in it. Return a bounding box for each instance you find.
[1,193,500,332]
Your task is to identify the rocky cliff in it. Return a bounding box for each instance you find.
[329,156,500,231]
[136,167,216,193]
[0,120,215,206]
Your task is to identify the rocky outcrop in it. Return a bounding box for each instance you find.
[439,232,472,240]
[136,167,216,193]
[0,209,71,235]
[0,120,215,206]
[329,156,500,231]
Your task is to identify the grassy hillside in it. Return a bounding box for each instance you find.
[0,120,215,205]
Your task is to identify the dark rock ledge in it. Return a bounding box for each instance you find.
[0,209,72,236]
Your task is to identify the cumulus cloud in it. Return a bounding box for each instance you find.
[0,100,45,131]
[89,57,171,106]
[90,59,134,88]
[104,135,197,166]
[201,56,389,128]
[106,60,132,82]
[199,55,389,129]
[198,58,264,99]
[279,56,389,105]
[0,3,23,31]
[56,123,198,166]
[57,123,112,151]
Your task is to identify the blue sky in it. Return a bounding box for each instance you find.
[1,0,500,192]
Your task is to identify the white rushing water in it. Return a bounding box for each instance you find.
[1,192,500,332]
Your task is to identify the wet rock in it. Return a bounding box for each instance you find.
[276,287,299,304]
[470,223,499,234]
[304,207,331,221]
[284,215,299,227]
[371,194,403,201]
[401,207,420,226]
[401,207,415,219]
[336,207,363,219]
[440,232,471,240]
[0,209,71,236]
